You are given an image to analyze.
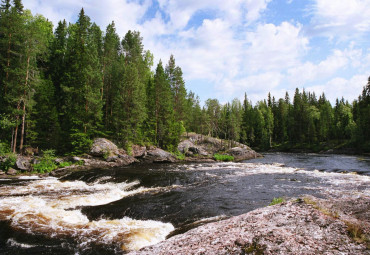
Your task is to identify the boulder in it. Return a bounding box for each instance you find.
[144,147,176,163]
[227,147,262,161]
[6,168,17,175]
[90,138,119,157]
[177,140,208,156]
[71,156,84,164]
[117,154,138,165]
[15,156,31,171]
[106,156,118,162]
[0,170,5,175]
[22,147,39,156]
[131,145,147,158]
[50,168,69,177]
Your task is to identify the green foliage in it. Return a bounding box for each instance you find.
[173,151,185,160]
[58,161,73,168]
[269,197,285,206]
[1,3,369,156]
[70,131,92,155]
[32,149,58,173]
[213,154,234,162]
[0,153,16,171]
[0,141,10,155]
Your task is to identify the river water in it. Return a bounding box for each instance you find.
[0,153,369,254]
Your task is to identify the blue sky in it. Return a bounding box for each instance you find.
[25,0,370,104]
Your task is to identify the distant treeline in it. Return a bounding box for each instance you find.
[194,85,370,152]
[0,1,369,155]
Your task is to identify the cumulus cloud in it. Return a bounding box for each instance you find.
[310,0,370,37]
[23,0,369,105]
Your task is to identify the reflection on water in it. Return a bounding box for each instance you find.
[0,153,369,254]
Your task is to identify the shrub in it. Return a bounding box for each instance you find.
[32,149,58,174]
[213,153,234,162]
[174,151,186,160]
[0,153,17,171]
[269,197,285,206]
[0,142,10,156]
[58,161,73,168]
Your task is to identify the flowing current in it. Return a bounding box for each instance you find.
[0,153,369,254]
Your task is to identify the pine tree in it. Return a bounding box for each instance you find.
[61,9,103,153]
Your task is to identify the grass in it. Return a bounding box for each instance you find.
[269,197,285,206]
[174,151,186,160]
[213,153,234,162]
[345,221,370,249]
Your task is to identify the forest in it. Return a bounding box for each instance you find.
[0,0,370,156]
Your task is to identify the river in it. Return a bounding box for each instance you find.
[0,153,369,254]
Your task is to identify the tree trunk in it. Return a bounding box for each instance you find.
[12,102,21,153]
[20,102,26,152]
[20,55,31,152]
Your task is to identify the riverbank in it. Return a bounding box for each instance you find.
[0,135,262,178]
[264,140,370,156]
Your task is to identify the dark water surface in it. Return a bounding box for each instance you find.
[0,153,369,254]
[248,152,370,176]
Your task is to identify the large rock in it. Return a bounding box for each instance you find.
[144,147,176,163]
[117,154,138,165]
[131,145,147,158]
[129,197,369,255]
[90,138,119,157]
[177,140,208,156]
[15,156,31,171]
[227,147,262,161]
[6,168,17,175]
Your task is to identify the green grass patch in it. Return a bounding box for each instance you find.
[173,151,186,160]
[269,197,285,206]
[58,161,73,168]
[213,153,234,161]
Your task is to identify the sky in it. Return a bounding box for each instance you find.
[24,0,370,105]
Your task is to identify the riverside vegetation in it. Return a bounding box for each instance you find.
[1,0,370,173]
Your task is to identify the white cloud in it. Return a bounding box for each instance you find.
[244,22,309,72]
[23,0,369,105]
[245,0,272,23]
[306,74,369,103]
[311,0,370,37]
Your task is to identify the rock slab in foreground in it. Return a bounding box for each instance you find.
[129,198,369,255]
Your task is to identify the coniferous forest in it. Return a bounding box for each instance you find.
[1,1,370,155]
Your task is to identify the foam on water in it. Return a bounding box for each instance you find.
[0,178,175,251]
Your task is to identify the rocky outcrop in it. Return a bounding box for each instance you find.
[129,196,370,255]
[227,147,261,161]
[131,145,147,158]
[177,140,208,157]
[6,168,17,175]
[143,147,176,163]
[178,133,262,161]
[90,138,119,157]
[15,156,31,171]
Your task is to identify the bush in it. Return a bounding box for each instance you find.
[0,153,17,171]
[174,151,186,160]
[58,161,73,168]
[213,153,234,162]
[70,131,92,155]
[269,197,285,206]
[32,149,58,174]
[0,142,11,156]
